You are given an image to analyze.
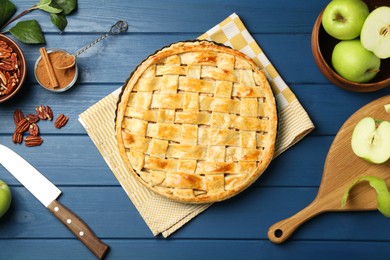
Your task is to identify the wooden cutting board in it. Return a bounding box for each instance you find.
[268,95,390,244]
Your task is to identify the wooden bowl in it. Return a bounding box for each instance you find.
[0,34,26,103]
[311,0,390,92]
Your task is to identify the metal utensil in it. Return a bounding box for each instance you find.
[53,20,128,69]
[0,144,109,259]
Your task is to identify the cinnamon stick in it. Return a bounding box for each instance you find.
[39,47,59,88]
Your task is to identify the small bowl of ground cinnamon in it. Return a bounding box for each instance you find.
[34,48,78,92]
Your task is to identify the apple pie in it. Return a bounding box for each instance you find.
[116,41,277,203]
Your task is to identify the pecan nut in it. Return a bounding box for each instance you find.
[12,131,23,144]
[13,109,24,125]
[15,118,30,133]
[25,113,40,123]
[28,123,39,136]
[54,114,69,129]
[24,135,43,147]
[0,71,7,85]
[36,105,53,120]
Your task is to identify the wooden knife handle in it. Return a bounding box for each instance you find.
[48,200,109,259]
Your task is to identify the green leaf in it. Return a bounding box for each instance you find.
[0,0,16,28]
[9,20,45,44]
[37,0,63,14]
[53,0,77,15]
[50,13,67,31]
[342,176,390,217]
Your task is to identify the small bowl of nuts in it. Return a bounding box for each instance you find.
[0,34,26,103]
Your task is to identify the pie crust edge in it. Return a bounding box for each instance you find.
[115,40,278,203]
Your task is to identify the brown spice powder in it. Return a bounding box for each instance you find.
[36,51,76,89]
[54,52,75,68]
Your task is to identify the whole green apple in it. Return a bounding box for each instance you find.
[332,39,380,83]
[322,0,369,40]
[0,179,12,218]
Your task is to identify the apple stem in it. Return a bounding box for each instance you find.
[374,119,383,127]
[367,69,380,73]
[333,13,346,23]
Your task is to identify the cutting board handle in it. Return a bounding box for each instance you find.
[268,199,325,243]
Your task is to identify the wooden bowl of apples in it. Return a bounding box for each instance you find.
[312,0,390,92]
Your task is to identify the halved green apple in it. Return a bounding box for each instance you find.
[360,6,390,59]
[385,104,390,114]
[351,117,390,164]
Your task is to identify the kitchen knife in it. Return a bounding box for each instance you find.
[0,144,109,259]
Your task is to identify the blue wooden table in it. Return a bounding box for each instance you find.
[1,0,390,259]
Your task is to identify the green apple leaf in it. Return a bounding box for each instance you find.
[53,0,77,15]
[0,0,16,28]
[50,13,67,31]
[9,20,45,44]
[342,176,390,217]
[37,0,63,14]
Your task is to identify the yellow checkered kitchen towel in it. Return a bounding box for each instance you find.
[79,13,314,237]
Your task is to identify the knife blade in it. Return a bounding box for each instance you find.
[0,144,109,259]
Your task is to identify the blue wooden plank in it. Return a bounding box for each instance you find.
[14,34,327,85]
[0,239,389,260]
[0,135,330,187]
[1,83,389,136]
[7,0,329,33]
[1,186,390,241]
[0,136,117,186]
[0,84,118,135]
[291,84,390,135]
[262,135,330,187]
[0,187,151,239]
[173,188,390,241]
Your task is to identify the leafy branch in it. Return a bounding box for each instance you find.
[0,0,77,44]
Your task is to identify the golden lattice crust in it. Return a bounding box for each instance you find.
[116,41,277,203]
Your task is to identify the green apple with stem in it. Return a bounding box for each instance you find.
[332,39,380,83]
[351,117,390,164]
[361,6,390,59]
[0,179,12,218]
[322,0,369,40]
